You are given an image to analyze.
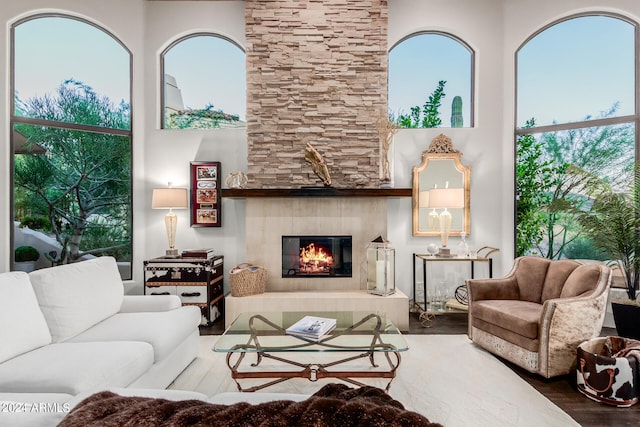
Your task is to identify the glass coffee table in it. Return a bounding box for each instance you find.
[214,311,408,392]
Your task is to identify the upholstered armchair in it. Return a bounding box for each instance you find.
[467,256,612,378]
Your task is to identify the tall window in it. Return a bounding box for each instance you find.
[161,33,246,129]
[388,32,473,128]
[515,14,637,259]
[11,15,133,278]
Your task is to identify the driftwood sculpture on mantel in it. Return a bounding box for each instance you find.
[375,114,399,184]
[304,142,332,186]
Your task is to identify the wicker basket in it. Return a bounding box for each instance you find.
[229,263,267,297]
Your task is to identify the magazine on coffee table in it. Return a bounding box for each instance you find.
[285,315,337,340]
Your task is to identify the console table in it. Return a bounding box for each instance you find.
[412,247,499,314]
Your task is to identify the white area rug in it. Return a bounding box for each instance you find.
[169,335,579,427]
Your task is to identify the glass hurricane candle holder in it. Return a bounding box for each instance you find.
[366,236,396,296]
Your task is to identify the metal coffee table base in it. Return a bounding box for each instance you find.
[225,314,402,392]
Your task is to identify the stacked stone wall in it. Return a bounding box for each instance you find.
[245,0,388,188]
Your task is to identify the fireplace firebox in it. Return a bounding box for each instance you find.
[282,235,352,278]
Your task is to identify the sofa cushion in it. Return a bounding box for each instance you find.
[0,342,153,395]
[560,264,602,298]
[0,272,52,364]
[66,306,201,362]
[29,257,124,342]
[471,300,542,339]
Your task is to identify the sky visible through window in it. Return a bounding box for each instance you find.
[14,15,634,130]
[518,15,634,127]
[14,17,130,108]
[164,35,246,122]
[388,33,472,127]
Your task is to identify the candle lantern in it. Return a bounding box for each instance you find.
[366,235,396,296]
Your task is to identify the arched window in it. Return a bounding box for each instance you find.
[388,32,474,128]
[11,14,133,279]
[161,33,246,129]
[515,14,637,259]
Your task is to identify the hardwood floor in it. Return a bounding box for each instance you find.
[201,312,639,426]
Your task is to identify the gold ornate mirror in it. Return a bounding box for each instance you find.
[412,134,470,237]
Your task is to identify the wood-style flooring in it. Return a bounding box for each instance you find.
[201,312,639,426]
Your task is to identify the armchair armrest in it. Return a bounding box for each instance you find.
[467,277,520,302]
[538,291,609,377]
[119,295,182,313]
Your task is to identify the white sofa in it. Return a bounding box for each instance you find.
[0,256,202,426]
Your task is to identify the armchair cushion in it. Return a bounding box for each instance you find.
[467,277,520,301]
[513,257,552,302]
[471,300,541,340]
[541,260,582,301]
[560,264,603,298]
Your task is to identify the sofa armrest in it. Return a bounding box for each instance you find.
[119,295,182,313]
[467,277,520,302]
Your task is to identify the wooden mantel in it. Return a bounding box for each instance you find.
[221,188,411,198]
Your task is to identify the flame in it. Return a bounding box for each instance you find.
[299,243,333,273]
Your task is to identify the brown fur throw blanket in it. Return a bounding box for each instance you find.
[58,383,442,427]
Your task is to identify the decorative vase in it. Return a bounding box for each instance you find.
[380,139,394,188]
[225,171,248,189]
[456,232,470,258]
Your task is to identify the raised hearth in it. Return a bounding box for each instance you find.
[225,290,409,332]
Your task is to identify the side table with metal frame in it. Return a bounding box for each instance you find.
[412,247,499,324]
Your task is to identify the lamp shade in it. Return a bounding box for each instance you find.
[428,188,464,209]
[152,188,188,209]
[419,191,430,208]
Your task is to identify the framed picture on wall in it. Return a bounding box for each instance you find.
[190,161,221,227]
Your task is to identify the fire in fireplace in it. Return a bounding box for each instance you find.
[282,235,352,277]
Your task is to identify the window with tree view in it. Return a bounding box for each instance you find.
[11,15,132,279]
[515,14,637,260]
[388,32,473,128]
[161,34,246,129]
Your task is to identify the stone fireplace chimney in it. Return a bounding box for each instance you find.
[245,0,389,189]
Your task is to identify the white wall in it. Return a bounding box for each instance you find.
[142,1,246,294]
[2,0,640,296]
[388,0,506,294]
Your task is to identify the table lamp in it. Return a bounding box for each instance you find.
[419,190,439,232]
[152,183,188,258]
[428,186,464,255]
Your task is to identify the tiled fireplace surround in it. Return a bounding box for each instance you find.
[225,1,410,330]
